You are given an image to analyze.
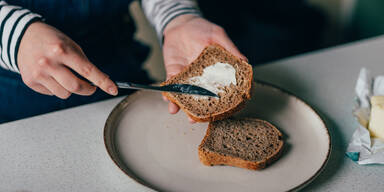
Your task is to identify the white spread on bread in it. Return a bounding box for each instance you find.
[188,62,236,98]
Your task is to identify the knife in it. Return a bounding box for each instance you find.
[115,81,219,98]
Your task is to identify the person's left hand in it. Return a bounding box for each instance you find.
[162,14,247,123]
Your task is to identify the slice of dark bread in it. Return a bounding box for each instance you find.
[198,118,284,170]
[161,44,253,122]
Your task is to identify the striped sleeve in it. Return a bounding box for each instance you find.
[141,0,201,42]
[0,1,42,73]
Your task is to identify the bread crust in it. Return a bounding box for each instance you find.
[161,44,253,122]
[162,91,249,122]
[198,119,284,170]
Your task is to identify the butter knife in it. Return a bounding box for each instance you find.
[115,81,219,97]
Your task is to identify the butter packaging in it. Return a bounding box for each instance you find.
[347,68,384,165]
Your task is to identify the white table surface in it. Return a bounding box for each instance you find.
[2,36,384,192]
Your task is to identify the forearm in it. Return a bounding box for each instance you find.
[141,0,201,42]
[0,0,42,73]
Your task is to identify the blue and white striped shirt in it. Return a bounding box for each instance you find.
[0,0,200,73]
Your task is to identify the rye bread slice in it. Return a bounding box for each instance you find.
[161,44,253,122]
[198,118,284,170]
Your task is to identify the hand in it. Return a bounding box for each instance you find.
[162,15,247,123]
[17,22,117,99]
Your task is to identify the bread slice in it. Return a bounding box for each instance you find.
[161,44,253,122]
[198,118,284,170]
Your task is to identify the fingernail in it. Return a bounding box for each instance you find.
[109,87,117,95]
[241,56,248,62]
[188,117,195,123]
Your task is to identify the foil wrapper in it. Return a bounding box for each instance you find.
[346,68,384,164]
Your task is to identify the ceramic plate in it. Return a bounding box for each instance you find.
[104,82,331,192]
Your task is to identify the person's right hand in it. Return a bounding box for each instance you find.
[17,21,118,99]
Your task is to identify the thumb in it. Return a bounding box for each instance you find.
[214,30,248,62]
[165,64,185,80]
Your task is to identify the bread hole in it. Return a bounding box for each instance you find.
[278,136,282,140]
[246,136,251,141]
[223,144,229,149]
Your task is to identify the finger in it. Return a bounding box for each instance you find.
[214,31,248,62]
[48,65,96,96]
[188,117,196,124]
[165,64,185,80]
[29,83,53,96]
[168,102,180,114]
[60,50,117,96]
[40,76,71,99]
[162,95,169,102]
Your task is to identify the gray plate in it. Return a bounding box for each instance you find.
[104,82,331,192]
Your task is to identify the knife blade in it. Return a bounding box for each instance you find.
[115,81,219,98]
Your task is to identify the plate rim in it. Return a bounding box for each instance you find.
[103,80,332,192]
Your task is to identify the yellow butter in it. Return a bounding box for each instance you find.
[369,96,384,139]
[371,96,384,106]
